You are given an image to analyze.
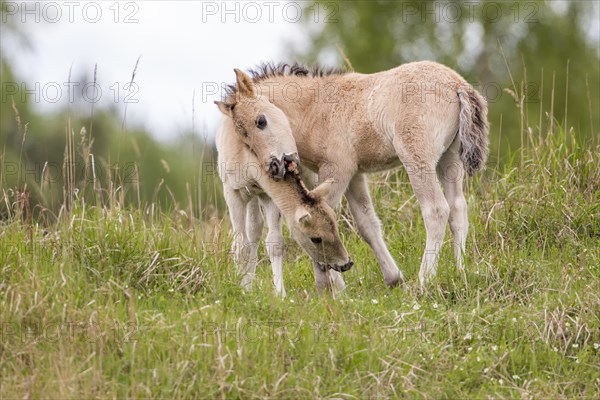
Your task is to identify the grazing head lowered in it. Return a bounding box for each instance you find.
[215,68,299,180]
[284,172,353,273]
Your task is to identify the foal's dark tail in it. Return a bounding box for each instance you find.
[457,87,489,176]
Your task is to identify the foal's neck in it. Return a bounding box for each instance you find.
[259,170,313,216]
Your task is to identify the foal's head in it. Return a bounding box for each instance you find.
[287,175,353,273]
[215,69,299,180]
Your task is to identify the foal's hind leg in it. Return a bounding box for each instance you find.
[437,138,468,270]
[394,140,450,286]
[410,169,450,285]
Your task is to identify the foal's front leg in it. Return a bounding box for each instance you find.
[312,262,346,294]
[243,196,264,290]
[312,168,352,294]
[345,174,403,287]
[223,185,254,290]
[261,197,286,297]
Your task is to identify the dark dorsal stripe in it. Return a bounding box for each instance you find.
[224,62,347,102]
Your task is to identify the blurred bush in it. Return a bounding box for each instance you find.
[0,1,222,220]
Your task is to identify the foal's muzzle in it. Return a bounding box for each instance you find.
[283,153,300,171]
[318,260,354,273]
[269,152,300,181]
[269,156,285,180]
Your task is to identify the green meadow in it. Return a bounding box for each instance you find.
[1,116,599,398]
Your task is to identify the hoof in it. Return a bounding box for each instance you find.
[384,270,404,288]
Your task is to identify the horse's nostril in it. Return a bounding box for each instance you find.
[341,261,354,272]
[269,159,281,175]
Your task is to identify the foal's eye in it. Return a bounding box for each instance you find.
[310,237,322,244]
[256,115,267,130]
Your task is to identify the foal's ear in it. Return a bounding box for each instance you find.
[214,101,234,117]
[310,178,335,201]
[234,68,256,98]
[295,206,312,226]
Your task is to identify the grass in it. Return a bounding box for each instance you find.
[1,119,599,398]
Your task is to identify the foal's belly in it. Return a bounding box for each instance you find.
[354,129,401,173]
[297,142,400,174]
[358,155,402,173]
[295,124,401,174]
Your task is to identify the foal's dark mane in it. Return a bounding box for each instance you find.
[224,62,347,102]
[286,168,317,207]
[249,62,347,81]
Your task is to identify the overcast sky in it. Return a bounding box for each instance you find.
[4,1,312,141]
